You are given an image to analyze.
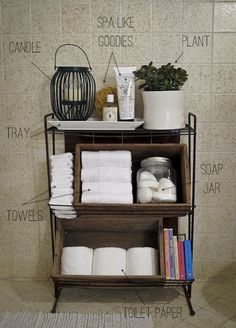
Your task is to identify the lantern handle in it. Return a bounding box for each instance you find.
[54,43,92,71]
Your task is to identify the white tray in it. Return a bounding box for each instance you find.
[48,119,144,131]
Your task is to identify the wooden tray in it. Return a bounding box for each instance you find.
[74,143,191,216]
[52,217,165,286]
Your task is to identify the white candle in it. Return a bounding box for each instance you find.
[64,84,81,101]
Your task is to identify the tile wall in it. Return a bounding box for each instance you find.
[0,0,235,280]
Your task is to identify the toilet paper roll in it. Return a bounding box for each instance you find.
[61,246,93,275]
[127,247,158,275]
[93,247,126,275]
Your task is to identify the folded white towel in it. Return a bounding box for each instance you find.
[49,194,73,206]
[51,168,73,176]
[81,167,131,183]
[81,192,133,204]
[54,210,77,215]
[55,213,77,219]
[61,247,93,275]
[51,188,74,197]
[51,174,74,183]
[50,153,73,161]
[82,182,132,194]
[51,161,73,169]
[50,205,75,210]
[93,247,126,275]
[51,180,73,189]
[82,150,132,168]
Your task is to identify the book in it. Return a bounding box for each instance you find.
[163,228,170,279]
[173,236,179,280]
[184,240,193,280]
[169,229,175,280]
[177,240,185,280]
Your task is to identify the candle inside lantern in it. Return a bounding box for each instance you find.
[64,83,81,101]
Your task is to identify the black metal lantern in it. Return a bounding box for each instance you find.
[50,44,96,121]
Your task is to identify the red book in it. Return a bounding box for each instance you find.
[164,229,170,279]
[177,240,186,280]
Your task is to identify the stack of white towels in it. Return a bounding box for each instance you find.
[81,150,133,204]
[49,153,77,219]
[61,246,158,276]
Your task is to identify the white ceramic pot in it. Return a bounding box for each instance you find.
[142,90,185,130]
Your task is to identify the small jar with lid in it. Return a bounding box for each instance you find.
[137,157,177,204]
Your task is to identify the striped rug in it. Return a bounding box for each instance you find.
[0,312,153,328]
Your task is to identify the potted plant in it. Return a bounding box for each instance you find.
[134,62,188,130]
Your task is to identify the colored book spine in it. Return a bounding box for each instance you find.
[169,229,175,280]
[177,240,185,280]
[173,236,179,280]
[164,229,170,279]
[184,240,193,280]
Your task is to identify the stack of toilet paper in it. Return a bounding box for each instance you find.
[61,246,158,276]
[137,171,177,204]
[49,153,77,219]
[81,150,133,204]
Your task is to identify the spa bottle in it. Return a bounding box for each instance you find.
[103,94,118,122]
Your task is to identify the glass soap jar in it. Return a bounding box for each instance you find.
[137,157,177,204]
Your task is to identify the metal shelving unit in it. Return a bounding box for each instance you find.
[44,112,197,315]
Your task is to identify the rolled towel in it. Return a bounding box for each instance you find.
[51,188,74,197]
[61,246,93,275]
[51,168,73,176]
[81,167,131,183]
[81,192,133,204]
[93,247,126,275]
[127,247,158,275]
[51,162,73,170]
[51,174,74,183]
[82,182,132,194]
[50,153,73,161]
[82,150,132,168]
[49,194,73,206]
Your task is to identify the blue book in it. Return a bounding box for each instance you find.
[184,240,193,280]
[169,229,175,280]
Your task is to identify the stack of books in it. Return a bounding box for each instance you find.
[163,228,193,280]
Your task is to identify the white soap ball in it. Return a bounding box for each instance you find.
[158,178,176,193]
[138,179,159,191]
[138,187,152,204]
[152,191,177,203]
[139,171,157,182]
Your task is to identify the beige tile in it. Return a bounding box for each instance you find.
[184,307,226,328]
[184,64,211,94]
[208,152,236,180]
[121,33,151,65]
[59,35,92,67]
[214,3,236,32]
[31,34,60,68]
[209,123,236,152]
[185,94,211,124]
[196,151,211,181]
[212,95,236,124]
[0,65,4,95]
[214,33,236,63]
[91,34,121,65]
[0,95,6,125]
[207,208,236,235]
[195,180,209,208]
[2,35,32,67]
[196,123,210,152]
[120,0,152,33]
[4,64,33,95]
[31,0,60,34]
[91,0,120,34]
[183,33,212,63]
[183,2,213,32]
[1,0,30,34]
[5,94,33,125]
[194,234,208,261]
[152,0,182,33]
[213,64,236,94]
[205,234,234,260]
[61,0,91,34]
[193,207,208,234]
[152,34,182,64]
[206,180,236,208]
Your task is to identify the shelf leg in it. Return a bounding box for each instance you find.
[183,285,195,316]
[51,285,61,313]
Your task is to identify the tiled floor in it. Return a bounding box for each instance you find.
[0,280,235,327]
